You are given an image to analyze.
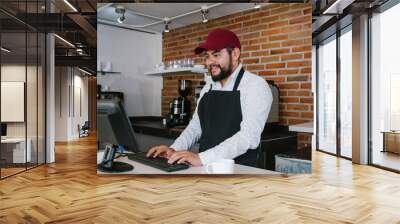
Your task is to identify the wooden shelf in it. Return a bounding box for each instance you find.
[97,71,121,75]
[145,67,208,76]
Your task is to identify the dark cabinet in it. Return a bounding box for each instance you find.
[257,125,298,170]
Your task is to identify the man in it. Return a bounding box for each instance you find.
[147,28,273,167]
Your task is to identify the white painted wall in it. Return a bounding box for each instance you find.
[97,24,163,117]
[54,67,89,141]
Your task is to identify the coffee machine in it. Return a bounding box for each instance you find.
[166,80,191,127]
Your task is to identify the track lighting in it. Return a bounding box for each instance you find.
[201,6,208,23]
[63,0,78,12]
[54,34,75,48]
[115,6,126,24]
[1,47,11,53]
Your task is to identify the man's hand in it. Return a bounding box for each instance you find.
[168,151,203,166]
[146,145,175,159]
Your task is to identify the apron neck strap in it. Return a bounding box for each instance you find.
[233,67,245,91]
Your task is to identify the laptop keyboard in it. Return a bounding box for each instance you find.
[127,151,189,172]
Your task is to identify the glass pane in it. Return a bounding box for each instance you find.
[340,28,352,158]
[318,36,337,154]
[371,3,400,171]
[27,31,38,169]
[1,29,27,177]
[38,32,45,165]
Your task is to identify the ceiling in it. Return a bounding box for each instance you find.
[0,0,97,73]
[97,3,271,33]
[312,0,390,43]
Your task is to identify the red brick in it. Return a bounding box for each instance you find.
[270,48,290,55]
[287,90,310,96]
[287,104,309,111]
[301,83,312,89]
[269,34,289,41]
[301,112,314,119]
[301,67,312,73]
[279,83,300,89]
[292,45,311,52]
[265,62,286,69]
[243,45,261,51]
[242,58,260,64]
[287,75,309,82]
[289,15,310,25]
[287,61,311,67]
[261,43,281,49]
[265,76,286,82]
[269,20,289,28]
[281,54,303,61]
[261,56,280,63]
[259,70,277,76]
[246,64,265,71]
[281,97,300,103]
[300,97,313,104]
[282,111,300,117]
[278,69,299,75]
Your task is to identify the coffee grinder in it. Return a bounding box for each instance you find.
[166,80,191,127]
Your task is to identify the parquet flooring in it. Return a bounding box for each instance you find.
[0,134,400,223]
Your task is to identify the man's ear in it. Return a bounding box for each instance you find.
[232,48,241,62]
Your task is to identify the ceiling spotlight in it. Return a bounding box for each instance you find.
[117,15,125,24]
[115,6,126,24]
[164,18,170,33]
[201,6,209,23]
[254,3,261,9]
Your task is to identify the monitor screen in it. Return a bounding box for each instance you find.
[97,99,140,152]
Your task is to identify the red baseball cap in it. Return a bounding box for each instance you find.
[194,28,241,55]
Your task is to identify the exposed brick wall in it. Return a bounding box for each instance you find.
[162,3,312,132]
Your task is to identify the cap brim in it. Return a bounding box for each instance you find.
[194,42,222,55]
[194,43,208,55]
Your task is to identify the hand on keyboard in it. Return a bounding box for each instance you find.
[146,145,175,159]
[167,151,203,167]
[128,151,189,172]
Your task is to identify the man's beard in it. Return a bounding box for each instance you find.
[209,55,233,82]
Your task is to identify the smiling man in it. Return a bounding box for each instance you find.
[147,28,273,167]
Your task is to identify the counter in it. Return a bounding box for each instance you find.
[130,116,299,171]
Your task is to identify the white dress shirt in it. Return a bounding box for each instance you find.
[170,64,273,165]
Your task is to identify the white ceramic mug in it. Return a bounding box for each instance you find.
[206,159,234,174]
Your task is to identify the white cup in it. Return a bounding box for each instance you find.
[206,159,234,174]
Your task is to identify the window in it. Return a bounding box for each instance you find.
[317,35,337,154]
[370,2,400,171]
[339,27,352,158]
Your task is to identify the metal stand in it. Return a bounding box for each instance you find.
[97,144,133,173]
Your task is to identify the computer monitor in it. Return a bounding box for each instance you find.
[97,99,139,153]
[97,99,139,172]
[1,123,7,138]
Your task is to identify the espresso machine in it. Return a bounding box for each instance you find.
[166,80,191,127]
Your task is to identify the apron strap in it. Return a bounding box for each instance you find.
[233,67,245,91]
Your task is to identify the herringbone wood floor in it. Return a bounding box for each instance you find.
[1,134,400,223]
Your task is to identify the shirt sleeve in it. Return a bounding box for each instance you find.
[169,84,210,151]
[198,78,273,165]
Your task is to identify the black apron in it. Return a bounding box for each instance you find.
[197,67,258,167]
